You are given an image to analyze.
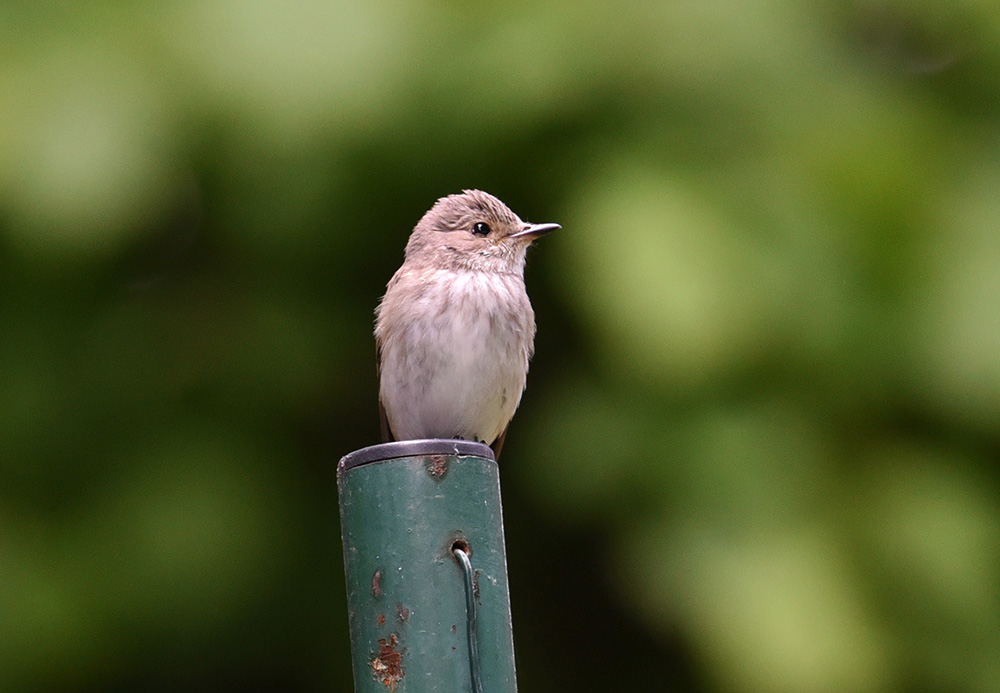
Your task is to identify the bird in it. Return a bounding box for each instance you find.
[374,190,559,458]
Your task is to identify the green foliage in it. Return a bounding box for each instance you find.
[2,1,998,691]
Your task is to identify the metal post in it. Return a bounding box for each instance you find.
[337,439,517,692]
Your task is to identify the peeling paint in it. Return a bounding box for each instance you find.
[425,455,450,480]
[370,634,404,692]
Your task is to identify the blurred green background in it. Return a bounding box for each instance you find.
[2,1,999,691]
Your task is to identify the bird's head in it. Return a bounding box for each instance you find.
[404,190,559,273]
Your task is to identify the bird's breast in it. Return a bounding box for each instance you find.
[377,267,535,443]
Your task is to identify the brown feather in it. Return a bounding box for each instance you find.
[490,426,507,460]
[376,341,395,442]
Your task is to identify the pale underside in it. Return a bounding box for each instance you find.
[377,267,534,446]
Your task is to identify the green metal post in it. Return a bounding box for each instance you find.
[337,440,517,692]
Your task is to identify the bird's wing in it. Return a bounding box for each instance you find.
[376,341,394,442]
[490,426,507,460]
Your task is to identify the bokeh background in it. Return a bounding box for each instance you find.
[3,1,999,691]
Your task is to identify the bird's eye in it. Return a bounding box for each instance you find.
[471,222,491,236]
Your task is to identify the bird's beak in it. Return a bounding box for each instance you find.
[510,222,561,240]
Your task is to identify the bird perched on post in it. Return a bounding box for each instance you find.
[375,190,559,458]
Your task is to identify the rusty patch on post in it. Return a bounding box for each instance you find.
[396,602,410,623]
[370,634,403,691]
[425,455,450,480]
[377,613,385,626]
[372,569,384,599]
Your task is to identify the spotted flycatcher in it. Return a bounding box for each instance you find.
[375,190,559,458]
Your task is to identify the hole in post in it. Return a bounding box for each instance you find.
[451,538,471,557]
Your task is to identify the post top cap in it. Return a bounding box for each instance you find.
[339,439,495,472]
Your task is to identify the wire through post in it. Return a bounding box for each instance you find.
[452,545,483,693]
